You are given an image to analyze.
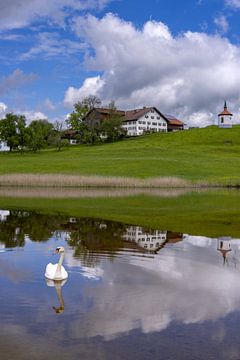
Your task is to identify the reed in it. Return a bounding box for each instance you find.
[0,173,192,188]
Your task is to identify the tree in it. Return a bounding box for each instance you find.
[66,95,102,145]
[100,101,126,142]
[27,119,53,152]
[0,113,28,152]
[48,120,69,151]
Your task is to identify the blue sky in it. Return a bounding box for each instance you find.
[0,0,240,126]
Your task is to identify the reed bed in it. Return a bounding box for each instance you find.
[0,173,193,188]
[0,186,205,199]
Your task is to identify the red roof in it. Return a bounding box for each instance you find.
[218,102,233,116]
[218,109,233,116]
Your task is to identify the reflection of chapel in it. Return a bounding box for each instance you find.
[218,101,233,128]
[217,238,232,264]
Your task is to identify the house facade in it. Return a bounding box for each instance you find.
[122,107,168,136]
[83,106,185,136]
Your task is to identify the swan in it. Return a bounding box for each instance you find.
[45,246,68,280]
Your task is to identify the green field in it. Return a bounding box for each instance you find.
[0,126,240,184]
[1,189,240,237]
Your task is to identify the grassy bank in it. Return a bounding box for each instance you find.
[0,126,240,185]
[1,189,240,237]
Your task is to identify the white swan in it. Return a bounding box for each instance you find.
[45,246,68,280]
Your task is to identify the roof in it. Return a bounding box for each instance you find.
[122,107,169,122]
[165,115,185,126]
[85,107,184,125]
[218,102,233,116]
[90,107,125,116]
[218,109,233,116]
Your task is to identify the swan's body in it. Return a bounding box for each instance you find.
[45,246,68,281]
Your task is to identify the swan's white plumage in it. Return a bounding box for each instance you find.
[45,263,68,280]
[45,246,68,280]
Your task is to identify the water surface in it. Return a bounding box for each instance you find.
[1,210,240,360]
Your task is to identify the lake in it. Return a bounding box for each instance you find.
[1,209,240,360]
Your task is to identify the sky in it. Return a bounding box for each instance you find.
[0,0,240,127]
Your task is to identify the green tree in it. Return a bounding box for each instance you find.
[66,95,102,144]
[27,119,53,151]
[0,113,28,152]
[100,101,126,142]
[66,95,101,131]
[48,120,69,151]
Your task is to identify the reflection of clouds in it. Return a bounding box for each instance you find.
[67,236,240,340]
[0,258,31,282]
[64,250,104,280]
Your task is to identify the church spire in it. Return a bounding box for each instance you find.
[224,100,227,110]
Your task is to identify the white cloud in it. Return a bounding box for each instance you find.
[23,111,48,123]
[64,75,104,107]
[0,102,7,117]
[20,32,85,60]
[63,13,240,126]
[0,0,112,30]
[214,15,229,33]
[226,0,240,8]
[0,69,37,95]
[44,98,56,111]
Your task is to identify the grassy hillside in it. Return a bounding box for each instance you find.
[1,126,240,184]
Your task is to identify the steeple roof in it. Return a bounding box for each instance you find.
[218,101,233,116]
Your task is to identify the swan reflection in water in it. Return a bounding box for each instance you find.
[46,278,67,314]
[45,246,68,314]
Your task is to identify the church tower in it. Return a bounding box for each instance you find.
[218,101,233,128]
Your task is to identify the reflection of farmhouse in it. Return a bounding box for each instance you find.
[218,101,233,128]
[0,210,10,222]
[122,226,183,252]
[84,106,185,136]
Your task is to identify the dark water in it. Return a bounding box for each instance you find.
[1,210,240,360]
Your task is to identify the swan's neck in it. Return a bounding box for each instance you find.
[55,252,64,278]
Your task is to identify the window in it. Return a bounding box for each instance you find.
[221,117,224,123]
[145,115,149,118]
[151,109,154,113]
[151,116,154,119]
[157,116,160,119]
[152,122,157,126]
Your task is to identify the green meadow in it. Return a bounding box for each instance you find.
[0,126,240,184]
[1,189,240,237]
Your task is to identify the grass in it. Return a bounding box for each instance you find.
[1,126,240,185]
[1,189,240,238]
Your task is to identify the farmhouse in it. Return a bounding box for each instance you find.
[84,106,185,136]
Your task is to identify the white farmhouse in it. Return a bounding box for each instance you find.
[122,107,168,136]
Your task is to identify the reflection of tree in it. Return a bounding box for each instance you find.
[66,218,127,267]
[0,211,66,247]
[0,210,25,248]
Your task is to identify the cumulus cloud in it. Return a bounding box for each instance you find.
[0,0,112,30]
[64,75,104,107]
[0,69,37,95]
[63,13,240,126]
[214,15,229,33]
[226,0,240,8]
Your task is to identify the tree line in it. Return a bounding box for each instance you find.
[0,96,127,152]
